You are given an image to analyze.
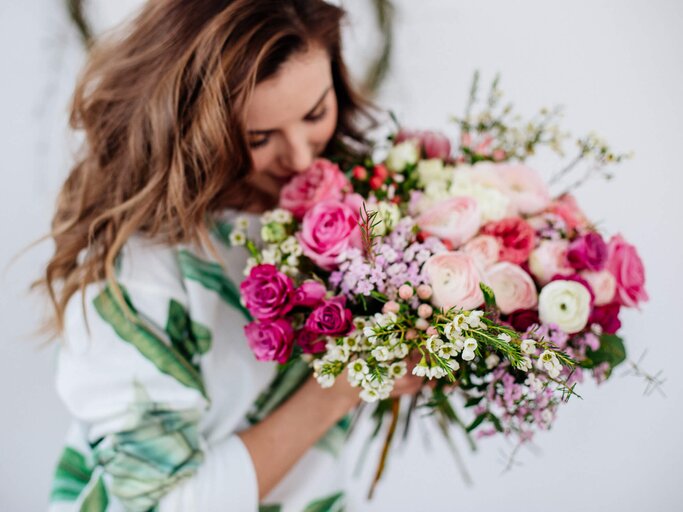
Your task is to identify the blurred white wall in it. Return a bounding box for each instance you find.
[1,1,681,510]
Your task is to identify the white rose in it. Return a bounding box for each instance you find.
[538,280,592,333]
[386,140,420,172]
[416,159,446,186]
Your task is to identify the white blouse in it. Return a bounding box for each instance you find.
[48,212,349,512]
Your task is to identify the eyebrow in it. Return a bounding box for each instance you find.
[248,85,332,135]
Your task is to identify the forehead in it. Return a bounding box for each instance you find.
[245,45,332,130]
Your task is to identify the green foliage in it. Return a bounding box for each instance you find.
[584,333,627,369]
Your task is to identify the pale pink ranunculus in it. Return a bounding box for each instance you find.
[605,234,648,308]
[496,164,551,216]
[278,159,351,219]
[423,251,484,310]
[297,199,361,271]
[580,270,617,306]
[528,239,574,285]
[462,235,501,270]
[416,196,481,249]
[485,262,538,315]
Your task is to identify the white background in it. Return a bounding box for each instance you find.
[1,1,681,510]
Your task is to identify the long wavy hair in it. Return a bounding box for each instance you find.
[35,0,374,336]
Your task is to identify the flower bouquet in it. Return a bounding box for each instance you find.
[232,73,649,493]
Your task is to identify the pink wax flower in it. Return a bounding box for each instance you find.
[580,270,617,306]
[296,328,326,354]
[462,234,501,270]
[244,319,294,364]
[279,159,351,219]
[605,234,648,308]
[423,251,484,310]
[589,303,622,335]
[416,196,481,249]
[567,232,608,271]
[305,296,353,336]
[547,194,589,232]
[291,280,327,308]
[481,217,536,265]
[298,199,361,271]
[485,262,538,315]
[496,164,551,215]
[240,264,293,320]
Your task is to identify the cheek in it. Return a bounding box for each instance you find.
[250,147,274,175]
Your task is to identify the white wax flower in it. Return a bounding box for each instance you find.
[386,140,420,172]
[371,346,392,362]
[538,280,592,333]
[389,361,407,379]
[425,334,444,354]
[235,216,250,230]
[520,339,537,355]
[229,230,246,246]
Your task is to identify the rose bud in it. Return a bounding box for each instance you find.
[398,284,414,300]
[417,304,433,319]
[383,300,400,314]
[373,163,389,181]
[352,165,368,181]
[369,175,384,190]
[416,284,433,300]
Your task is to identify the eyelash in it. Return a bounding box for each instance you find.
[248,106,328,149]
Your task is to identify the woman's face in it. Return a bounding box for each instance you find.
[244,44,338,206]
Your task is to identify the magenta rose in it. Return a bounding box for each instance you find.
[296,328,326,354]
[305,296,353,336]
[292,280,327,308]
[240,264,293,320]
[297,199,361,271]
[589,304,622,334]
[421,130,452,159]
[244,319,294,364]
[567,232,608,271]
[605,234,648,308]
[507,309,540,332]
[279,159,351,219]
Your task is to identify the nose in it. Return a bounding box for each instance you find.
[280,129,314,173]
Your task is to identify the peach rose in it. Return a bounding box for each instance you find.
[485,262,538,314]
[416,196,482,249]
[528,239,574,285]
[580,270,617,306]
[423,251,484,310]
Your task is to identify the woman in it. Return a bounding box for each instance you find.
[39,1,421,510]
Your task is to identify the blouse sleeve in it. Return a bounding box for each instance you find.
[56,244,259,511]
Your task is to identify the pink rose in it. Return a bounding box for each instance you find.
[423,251,484,310]
[580,270,617,306]
[462,235,501,269]
[296,328,326,354]
[481,217,536,265]
[421,130,452,160]
[279,159,351,219]
[240,264,293,320]
[496,164,551,215]
[244,319,294,364]
[605,234,648,308]
[485,262,538,315]
[528,240,573,285]
[305,296,353,335]
[291,280,327,308]
[547,194,589,232]
[298,199,361,271]
[416,196,481,249]
[567,232,608,271]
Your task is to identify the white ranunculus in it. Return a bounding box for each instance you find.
[386,140,420,172]
[538,280,592,333]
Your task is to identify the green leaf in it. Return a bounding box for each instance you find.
[259,505,282,512]
[466,413,486,433]
[303,491,345,512]
[585,333,627,369]
[479,282,497,309]
[93,284,208,399]
[79,476,108,512]
[50,446,92,502]
[177,250,251,321]
[464,396,484,408]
